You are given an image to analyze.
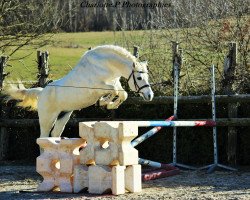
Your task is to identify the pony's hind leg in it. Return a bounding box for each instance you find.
[39,112,58,138]
[51,111,73,137]
[38,111,58,154]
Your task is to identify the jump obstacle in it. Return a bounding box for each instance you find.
[131,64,237,173]
[35,119,219,194]
[131,116,180,181]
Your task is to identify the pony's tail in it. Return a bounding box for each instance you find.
[3,83,43,110]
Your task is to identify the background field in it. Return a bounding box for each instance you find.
[5,26,249,97]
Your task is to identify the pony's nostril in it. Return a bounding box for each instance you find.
[148,94,151,99]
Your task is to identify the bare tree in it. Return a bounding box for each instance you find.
[0,0,61,57]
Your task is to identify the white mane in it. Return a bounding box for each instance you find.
[87,45,148,73]
[90,45,137,63]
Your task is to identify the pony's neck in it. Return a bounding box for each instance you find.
[111,56,133,79]
[76,47,136,81]
[102,51,134,80]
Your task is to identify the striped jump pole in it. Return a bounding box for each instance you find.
[199,65,237,172]
[139,158,180,181]
[139,158,176,170]
[132,118,215,171]
[134,119,215,171]
[136,120,216,127]
[141,168,180,181]
[131,116,175,147]
[132,116,180,176]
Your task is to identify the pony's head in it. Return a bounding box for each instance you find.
[127,61,154,101]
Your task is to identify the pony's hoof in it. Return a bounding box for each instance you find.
[107,104,119,110]
[99,100,107,106]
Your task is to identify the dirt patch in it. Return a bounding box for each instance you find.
[0,164,249,200]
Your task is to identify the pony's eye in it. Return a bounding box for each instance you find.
[137,77,142,80]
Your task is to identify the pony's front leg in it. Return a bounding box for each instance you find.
[99,93,117,106]
[107,90,128,109]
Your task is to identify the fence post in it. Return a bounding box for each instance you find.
[133,46,139,58]
[171,42,182,81]
[37,51,49,87]
[171,41,187,168]
[223,42,238,166]
[0,56,9,160]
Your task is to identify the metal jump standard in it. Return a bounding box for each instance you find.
[199,65,237,172]
[132,64,236,175]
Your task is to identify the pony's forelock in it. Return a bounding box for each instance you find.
[91,45,137,62]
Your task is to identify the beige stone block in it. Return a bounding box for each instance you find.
[74,165,128,195]
[58,177,73,193]
[37,137,61,149]
[36,137,85,192]
[79,121,139,166]
[37,177,56,192]
[118,122,139,165]
[88,165,112,194]
[36,157,52,173]
[125,165,142,193]
[73,165,88,193]
[112,166,126,195]
[94,122,119,165]
[60,158,74,174]
[36,138,60,192]
[79,122,97,165]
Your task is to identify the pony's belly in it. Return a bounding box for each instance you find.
[56,90,100,111]
[38,86,101,112]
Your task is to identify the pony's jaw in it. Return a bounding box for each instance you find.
[140,89,154,101]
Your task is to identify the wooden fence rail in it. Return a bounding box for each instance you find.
[0,94,250,127]
[125,94,250,104]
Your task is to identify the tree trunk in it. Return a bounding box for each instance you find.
[223,42,238,166]
[0,56,9,160]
